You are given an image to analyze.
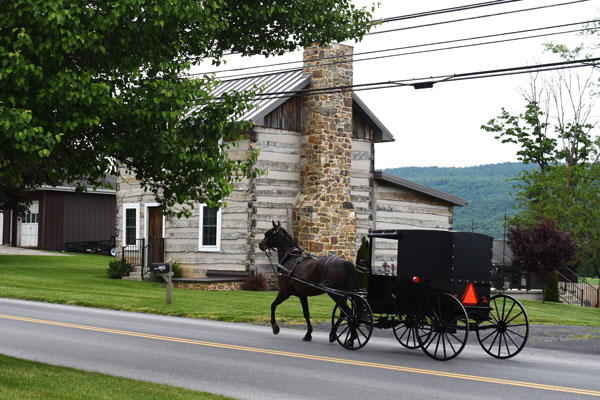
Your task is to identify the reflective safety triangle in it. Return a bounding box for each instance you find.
[461,282,478,306]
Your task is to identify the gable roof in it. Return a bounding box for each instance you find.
[212,70,394,142]
[374,171,467,206]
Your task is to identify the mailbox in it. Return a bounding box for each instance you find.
[150,262,171,274]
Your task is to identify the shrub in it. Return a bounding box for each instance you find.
[107,259,130,279]
[355,236,370,289]
[171,260,183,278]
[545,268,560,302]
[241,267,268,291]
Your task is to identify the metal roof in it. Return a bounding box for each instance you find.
[374,171,467,206]
[212,70,395,142]
[212,70,311,124]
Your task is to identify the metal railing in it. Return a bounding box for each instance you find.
[557,269,600,307]
[121,238,145,278]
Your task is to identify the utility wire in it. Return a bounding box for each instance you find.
[375,0,526,24]
[366,0,590,36]
[206,25,592,81]
[192,20,595,80]
[205,58,600,102]
[192,20,595,77]
[218,0,532,57]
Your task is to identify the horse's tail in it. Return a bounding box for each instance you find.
[344,260,361,292]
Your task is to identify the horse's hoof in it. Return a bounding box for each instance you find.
[344,340,354,348]
[329,333,337,343]
[272,324,280,335]
[303,333,312,341]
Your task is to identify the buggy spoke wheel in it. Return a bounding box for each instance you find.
[476,294,529,359]
[393,314,421,349]
[331,295,373,350]
[416,293,469,361]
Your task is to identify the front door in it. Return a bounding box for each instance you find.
[20,201,39,247]
[147,207,164,265]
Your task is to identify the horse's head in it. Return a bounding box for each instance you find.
[259,220,284,251]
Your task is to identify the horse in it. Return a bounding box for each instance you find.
[258,220,361,343]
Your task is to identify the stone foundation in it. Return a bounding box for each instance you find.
[172,280,242,291]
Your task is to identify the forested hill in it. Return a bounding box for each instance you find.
[384,162,534,239]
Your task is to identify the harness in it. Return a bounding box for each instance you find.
[262,225,340,288]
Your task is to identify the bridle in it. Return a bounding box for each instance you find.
[262,226,303,253]
[261,226,307,275]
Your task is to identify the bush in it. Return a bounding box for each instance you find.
[171,260,183,278]
[355,236,370,289]
[107,259,130,279]
[545,268,560,302]
[241,267,268,291]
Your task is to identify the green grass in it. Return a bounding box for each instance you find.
[581,277,599,286]
[519,299,600,326]
[0,253,333,325]
[0,253,599,326]
[0,353,231,400]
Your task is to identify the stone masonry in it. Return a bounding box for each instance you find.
[293,43,356,261]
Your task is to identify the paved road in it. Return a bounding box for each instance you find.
[1,298,599,399]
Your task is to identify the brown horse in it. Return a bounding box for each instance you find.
[258,221,361,342]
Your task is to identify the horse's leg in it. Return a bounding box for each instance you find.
[271,291,290,335]
[299,296,313,341]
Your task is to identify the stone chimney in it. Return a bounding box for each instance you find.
[293,43,356,260]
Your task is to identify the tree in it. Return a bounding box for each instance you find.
[482,65,600,277]
[1,0,376,216]
[507,220,577,302]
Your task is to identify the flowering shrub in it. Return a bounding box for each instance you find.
[241,267,268,291]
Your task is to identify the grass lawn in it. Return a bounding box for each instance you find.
[0,253,599,327]
[0,353,231,400]
[581,277,599,286]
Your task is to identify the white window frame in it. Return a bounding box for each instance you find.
[122,203,140,249]
[198,204,221,252]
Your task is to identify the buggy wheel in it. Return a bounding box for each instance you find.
[476,294,529,359]
[393,314,421,349]
[331,295,373,350]
[416,293,469,361]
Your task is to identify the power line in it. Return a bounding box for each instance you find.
[218,0,531,57]
[375,0,526,24]
[191,20,595,78]
[206,57,600,102]
[205,24,593,81]
[366,0,590,36]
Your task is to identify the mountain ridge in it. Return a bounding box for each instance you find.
[383,162,533,239]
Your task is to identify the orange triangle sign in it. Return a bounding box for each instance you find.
[461,282,478,306]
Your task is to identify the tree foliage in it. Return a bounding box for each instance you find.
[507,220,577,301]
[482,63,600,277]
[0,0,376,216]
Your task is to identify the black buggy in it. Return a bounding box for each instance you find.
[331,229,529,361]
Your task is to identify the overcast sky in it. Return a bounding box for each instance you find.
[195,0,599,169]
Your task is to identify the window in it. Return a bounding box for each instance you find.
[122,203,140,247]
[198,204,221,251]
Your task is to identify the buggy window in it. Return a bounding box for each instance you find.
[371,237,397,276]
